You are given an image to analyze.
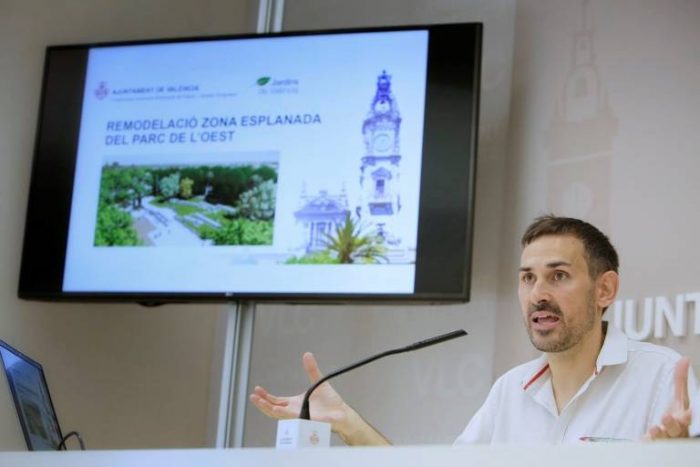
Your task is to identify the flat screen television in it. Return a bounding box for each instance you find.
[18,23,481,303]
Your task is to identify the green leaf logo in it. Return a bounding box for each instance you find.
[257,77,271,86]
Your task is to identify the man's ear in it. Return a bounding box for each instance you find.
[597,270,619,311]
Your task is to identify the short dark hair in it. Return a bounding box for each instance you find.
[521,215,619,278]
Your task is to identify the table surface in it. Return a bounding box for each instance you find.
[1,442,699,467]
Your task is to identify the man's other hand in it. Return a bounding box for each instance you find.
[645,357,693,440]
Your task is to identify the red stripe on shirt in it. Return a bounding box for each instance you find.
[523,364,550,391]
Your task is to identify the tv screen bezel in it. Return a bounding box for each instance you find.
[18,22,482,304]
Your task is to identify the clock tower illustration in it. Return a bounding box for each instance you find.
[358,70,403,246]
[293,71,413,263]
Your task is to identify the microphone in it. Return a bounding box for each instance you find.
[299,329,467,420]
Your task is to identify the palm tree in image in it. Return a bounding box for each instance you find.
[323,213,388,264]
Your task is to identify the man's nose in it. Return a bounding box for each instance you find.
[530,279,552,304]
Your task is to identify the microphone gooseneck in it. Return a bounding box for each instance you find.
[299,329,467,420]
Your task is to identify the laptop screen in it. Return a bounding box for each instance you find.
[0,339,63,450]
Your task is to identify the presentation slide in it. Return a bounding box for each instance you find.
[62,31,429,294]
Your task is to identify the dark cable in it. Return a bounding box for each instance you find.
[56,431,85,451]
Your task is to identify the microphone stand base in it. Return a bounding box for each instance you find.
[275,419,331,449]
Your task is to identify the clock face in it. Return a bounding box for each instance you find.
[372,133,392,153]
[373,98,391,114]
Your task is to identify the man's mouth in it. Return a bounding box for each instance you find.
[530,311,561,331]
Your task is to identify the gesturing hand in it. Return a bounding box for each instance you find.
[249,352,351,432]
[645,356,693,440]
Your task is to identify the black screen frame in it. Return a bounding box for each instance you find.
[18,22,482,304]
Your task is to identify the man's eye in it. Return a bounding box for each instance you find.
[521,273,535,284]
[553,271,568,281]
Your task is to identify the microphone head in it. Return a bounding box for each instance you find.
[404,329,467,351]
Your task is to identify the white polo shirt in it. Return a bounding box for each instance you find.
[454,323,698,444]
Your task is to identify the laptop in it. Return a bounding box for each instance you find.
[0,339,64,450]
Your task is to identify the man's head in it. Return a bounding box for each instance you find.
[521,215,619,279]
[518,216,619,353]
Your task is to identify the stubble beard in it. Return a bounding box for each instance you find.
[526,290,597,353]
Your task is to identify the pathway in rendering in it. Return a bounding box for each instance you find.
[131,196,211,246]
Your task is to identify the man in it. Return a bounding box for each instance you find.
[250,215,697,443]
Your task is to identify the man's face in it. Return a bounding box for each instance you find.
[518,235,601,353]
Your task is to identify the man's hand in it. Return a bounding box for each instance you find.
[645,357,693,440]
[249,352,391,446]
[249,352,351,430]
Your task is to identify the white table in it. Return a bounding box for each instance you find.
[1,443,699,467]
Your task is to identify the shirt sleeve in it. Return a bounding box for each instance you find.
[453,376,502,445]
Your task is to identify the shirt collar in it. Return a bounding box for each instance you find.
[521,321,628,391]
[594,320,628,373]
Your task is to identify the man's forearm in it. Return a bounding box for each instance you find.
[336,405,392,446]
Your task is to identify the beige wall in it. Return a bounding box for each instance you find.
[0,0,254,450]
